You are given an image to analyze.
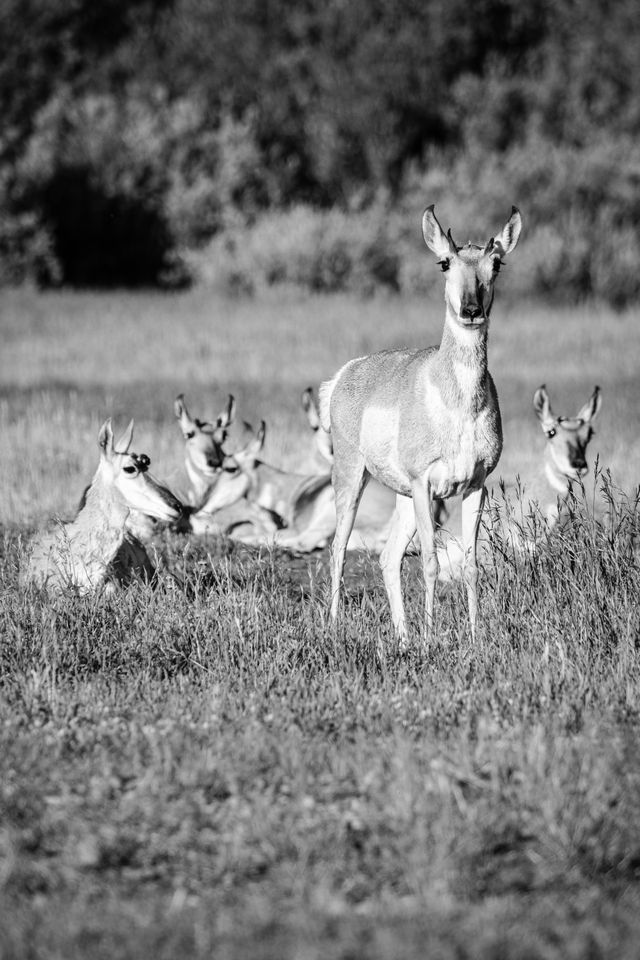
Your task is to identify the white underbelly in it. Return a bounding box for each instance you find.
[428,452,484,499]
[359,404,410,493]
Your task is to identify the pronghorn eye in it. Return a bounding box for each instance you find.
[493,259,504,274]
[438,260,450,272]
[545,428,556,439]
[123,465,137,474]
[185,430,195,440]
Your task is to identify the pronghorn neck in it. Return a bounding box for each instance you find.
[186,457,211,501]
[66,468,130,570]
[437,307,490,407]
[544,456,571,498]
[84,468,130,526]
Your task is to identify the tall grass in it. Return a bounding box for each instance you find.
[2,289,640,958]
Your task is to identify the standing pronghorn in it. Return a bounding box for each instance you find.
[319,205,522,646]
[22,419,182,593]
[533,383,601,525]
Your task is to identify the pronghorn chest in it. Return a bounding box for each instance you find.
[186,458,210,502]
[428,412,500,498]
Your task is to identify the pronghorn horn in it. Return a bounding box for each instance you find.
[484,237,495,254]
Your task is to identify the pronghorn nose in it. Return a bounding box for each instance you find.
[460,303,483,320]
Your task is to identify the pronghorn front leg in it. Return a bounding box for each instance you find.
[411,478,439,645]
[461,485,486,640]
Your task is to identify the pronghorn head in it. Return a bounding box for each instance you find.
[174,393,235,483]
[98,419,183,521]
[198,421,266,515]
[422,205,522,328]
[533,385,602,489]
[301,387,334,469]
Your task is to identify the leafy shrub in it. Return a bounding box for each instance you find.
[189,202,402,296]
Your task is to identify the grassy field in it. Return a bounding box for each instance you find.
[1,287,640,959]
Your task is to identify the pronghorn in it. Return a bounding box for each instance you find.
[174,393,235,505]
[319,204,522,646]
[22,419,182,593]
[533,383,601,525]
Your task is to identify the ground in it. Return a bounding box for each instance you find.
[1,289,640,959]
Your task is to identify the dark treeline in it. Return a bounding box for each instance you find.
[1,0,639,302]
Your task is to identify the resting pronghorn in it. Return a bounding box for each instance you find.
[174,393,235,504]
[194,420,338,550]
[533,383,601,525]
[319,204,522,646]
[22,419,182,593]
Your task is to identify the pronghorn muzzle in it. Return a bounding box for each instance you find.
[459,299,484,324]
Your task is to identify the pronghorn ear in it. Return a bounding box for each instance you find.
[98,419,114,457]
[115,419,135,453]
[217,394,235,430]
[577,385,602,423]
[533,385,555,429]
[422,206,456,259]
[301,387,321,430]
[493,206,522,256]
[174,394,196,437]
[174,394,188,419]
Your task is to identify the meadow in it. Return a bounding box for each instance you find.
[1,286,640,959]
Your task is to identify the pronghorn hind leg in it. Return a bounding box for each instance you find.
[329,449,368,622]
[410,479,439,646]
[379,493,417,650]
[461,485,486,640]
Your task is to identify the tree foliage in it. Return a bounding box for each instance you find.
[1,0,639,299]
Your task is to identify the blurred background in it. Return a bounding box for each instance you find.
[1,0,639,305]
